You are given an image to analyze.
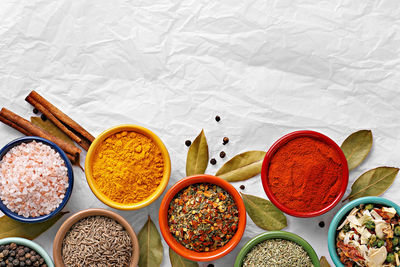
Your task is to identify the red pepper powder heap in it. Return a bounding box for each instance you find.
[168,183,239,252]
[267,137,343,213]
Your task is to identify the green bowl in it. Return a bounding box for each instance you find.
[0,237,54,267]
[234,231,320,267]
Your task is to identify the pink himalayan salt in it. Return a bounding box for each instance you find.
[0,141,69,218]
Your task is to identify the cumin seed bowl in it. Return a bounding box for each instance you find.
[159,174,246,262]
[327,196,400,267]
[85,124,171,210]
[234,231,320,267]
[0,136,74,223]
[261,130,349,217]
[53,208,139,267]
[0,237,54,267]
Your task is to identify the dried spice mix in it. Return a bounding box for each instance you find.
[243,239,313,267]
[168,183,239,252]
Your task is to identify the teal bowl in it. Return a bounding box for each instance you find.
[234,231,320,267]
[0,237,54,267]
[328,196,400,266]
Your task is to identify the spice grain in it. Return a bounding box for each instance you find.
[168,183,239,252]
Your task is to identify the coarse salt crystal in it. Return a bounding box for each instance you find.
[0,141,69,218]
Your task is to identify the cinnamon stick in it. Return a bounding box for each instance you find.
[0,115,31,136]
[0,108,81,156]
[26,91,95,143]
[26,95,82,144]
[0,112,77,163]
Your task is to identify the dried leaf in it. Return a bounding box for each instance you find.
[341,130,372,171]
[320,256,331,267]
[169,247,198,267]
[138,215,163,267]
[240,193,287,231]
[31,116,74,145]
[344,167,399,201]
[216,151,266,182]
[186,129,209,176]
[0,211,68,239]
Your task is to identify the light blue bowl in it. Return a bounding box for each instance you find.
[328,196,400,266]
[0,237,54,267]
[0,136,74,223]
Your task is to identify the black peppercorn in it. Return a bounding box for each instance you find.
[185,140,191,147]
[19,262,25,267]
[239,185,245,190]
[38,258,44,265]
[12,259,19,266]
[25,260,31,266]
[9,244,16,251]
[17,250,24,257]
[33,108,39,114]
[22,248,29,254]
[223,137,229,145]
[2,250,9,257]
[29,256,36,262]
[0,262,5,267]
[215,116,220,122]
[24,255,30,260]
[9,252,15,258]
[210,158,217,165]
[318,221,325,228]
[40,114,47,121]
[219,151,226,158]
[33,261,39,267]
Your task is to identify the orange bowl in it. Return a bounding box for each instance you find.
[159,174,246,262]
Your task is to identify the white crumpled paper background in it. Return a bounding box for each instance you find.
[1,0,400,266]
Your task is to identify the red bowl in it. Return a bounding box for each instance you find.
[261,130,349,218]
[159,175,246,262]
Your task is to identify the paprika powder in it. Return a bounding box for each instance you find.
[267,136,343,213]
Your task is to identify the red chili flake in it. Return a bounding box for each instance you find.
[167,183,239,252]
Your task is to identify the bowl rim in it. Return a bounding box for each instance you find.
[158,174,246,262]
[261,130,349,217]
[234,231,320,267]
[0,136,74,223]
[85,124,171,210]
[0,237,54,267]
[52,208,139,267]
[327,196,400,267]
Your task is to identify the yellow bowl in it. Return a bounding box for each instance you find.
[85,124,171,210]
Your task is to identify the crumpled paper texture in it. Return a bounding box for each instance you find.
[1,0,400,265]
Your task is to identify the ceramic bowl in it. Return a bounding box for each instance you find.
[327,196,400,267]
[53,208,139,267]
[261,130,349,217]
[0,136,73,223]
[0,237,54,267]
[159,174,246,262]
[234,231,320,267]
[85,124,171,210]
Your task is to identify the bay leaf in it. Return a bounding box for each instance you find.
[0,211,68,239]
[138,215,163,267]
[31,116,74,145]
[186,129,209,176]
[216,151,266,182]
[320,256,331,267]
[340,130,372,171]
[344,167,399,201]
[169,247,198,267]
[240,193,287,231]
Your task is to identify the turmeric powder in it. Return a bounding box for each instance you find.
[92,131,164,204]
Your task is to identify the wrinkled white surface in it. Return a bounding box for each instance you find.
[1,0,400,266]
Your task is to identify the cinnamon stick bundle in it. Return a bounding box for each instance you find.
[25,91,94,150]
[0,108,80,162]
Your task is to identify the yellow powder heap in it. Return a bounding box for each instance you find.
[92,131,164,204]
